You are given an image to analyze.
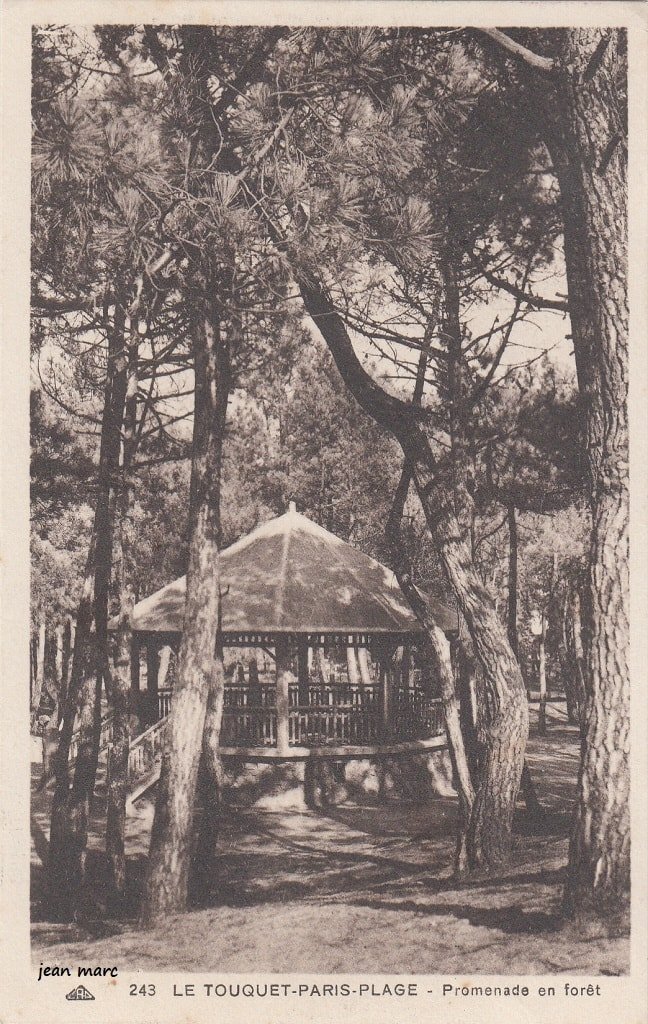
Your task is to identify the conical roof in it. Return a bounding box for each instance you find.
[131,506,457,637]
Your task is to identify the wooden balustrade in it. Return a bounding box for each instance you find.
[118,685,445,782]
[221,706,277,747]
[288,703,380,746]
[157,689,173,718]
[127,716,167,780]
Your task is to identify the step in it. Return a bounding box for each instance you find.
[127,763,161,811]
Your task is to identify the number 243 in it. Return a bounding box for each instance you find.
[130,983,156,996]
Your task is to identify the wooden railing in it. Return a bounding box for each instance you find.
[289,703,380,746]
[221,707,277,747]
[126,686,445,777]
[127,716,167,780]
[392,690,445,742]
[289,684,377,707]
[157,689,173,718]
[223,685,276,708]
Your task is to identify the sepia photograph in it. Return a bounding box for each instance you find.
[1,3,646,1022]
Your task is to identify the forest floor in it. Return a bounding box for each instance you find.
[30,715,629,975]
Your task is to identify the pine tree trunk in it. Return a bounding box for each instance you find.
[301,278,528,871]
[47,307,128,920]
[141,306,230,926]
[530,30,629,925]
[191,645,226,903]
[106,322,139,905]
[357,646,372,686]
[507,507,543,815]
[419,490,528,868]
[563,585,587,733]
[346,646,360,687]
[383,354,475,875]
[32,621,46,715]
[54,625,64,705]
[397,574,475,875]
[47,537,98,920]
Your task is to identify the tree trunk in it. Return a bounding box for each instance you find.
[357,646,372,686]
[537,618,548,736]
[563,585,587,733]
[529,30,629,925]
[399,575,475,875]
[47,307,129,919]
[346,646,360,687]
[105,322,139,905]
[383,353,475,874]
[422,491,529,868]
[66,618,75,688]
[141,305,230,926]
[300,278,528,870]
[315,647,328,684]
[506,506,518,659]
[191,642,226,903]
[505,506,543,815]
[47,537,98,920]
[54,624,64,706]
[32,621,46,715]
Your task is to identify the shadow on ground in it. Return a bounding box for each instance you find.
[30,723,629,974]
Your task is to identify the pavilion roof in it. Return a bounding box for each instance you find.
[131,506,458,637]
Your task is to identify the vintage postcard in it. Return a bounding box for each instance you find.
[1,2,647,1022]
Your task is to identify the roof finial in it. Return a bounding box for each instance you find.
[288,500,297,514]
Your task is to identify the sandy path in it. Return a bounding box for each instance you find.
[30,723,629,975]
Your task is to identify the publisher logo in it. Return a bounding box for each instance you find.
[65,984,95,1001]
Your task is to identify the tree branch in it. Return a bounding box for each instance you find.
[478,29,556,73]
[472,260,569,313]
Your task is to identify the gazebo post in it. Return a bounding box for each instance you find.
[275,637,291,754]
[402,644,411,691]
[297,637,310,706]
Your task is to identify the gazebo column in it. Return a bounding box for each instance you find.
[401,644,411,690]
[275,637,291,754]
[297,637,310,706]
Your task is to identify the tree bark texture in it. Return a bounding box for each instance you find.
[506,506,543,815]
[105,323,140,904]
[562,585,587,733]
[32,622,46,715]
[47,307,128,919]
[299,279,528,870]
[525,29,629,923]
[383,361,474,875]
[141,307,230,926]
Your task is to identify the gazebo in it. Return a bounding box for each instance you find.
[128,503,457,762]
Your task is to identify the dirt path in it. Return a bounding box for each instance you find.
[31,724,629,975]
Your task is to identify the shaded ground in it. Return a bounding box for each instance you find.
[30,716,630,975]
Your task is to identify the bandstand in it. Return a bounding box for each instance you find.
[128,504,458,764]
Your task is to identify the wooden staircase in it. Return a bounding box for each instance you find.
[117,715,168,810]
[66,709,169,810]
